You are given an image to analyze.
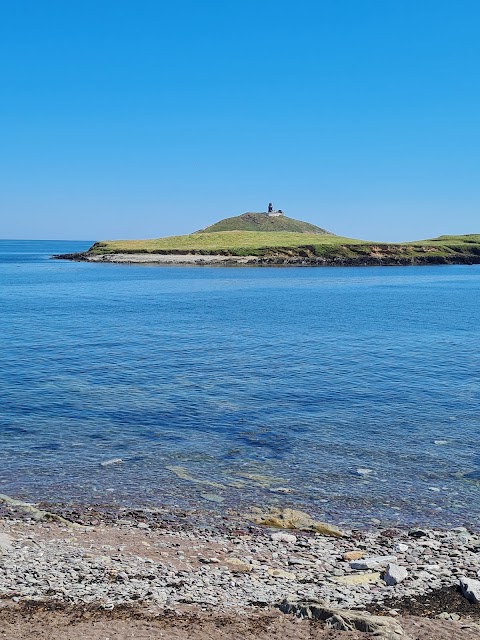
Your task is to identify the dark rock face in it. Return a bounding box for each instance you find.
[52,253,90,261]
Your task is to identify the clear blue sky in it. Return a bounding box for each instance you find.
[1,0,479,241]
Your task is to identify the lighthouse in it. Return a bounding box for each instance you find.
[266,203,283,217]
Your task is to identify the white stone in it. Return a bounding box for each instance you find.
[384,563,408,586]
[270,532,297,544]
[350,555,397,570]
[460,577,480,603]
[394,543,409,553]
[0,532,13,552]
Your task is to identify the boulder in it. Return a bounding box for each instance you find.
[253,508,346,537]
[224,558,252,573]
[460,577,480,603]
[408,528,430,538]
[325,614,355,631]
[277,601,410,639]
[384,563,408,586]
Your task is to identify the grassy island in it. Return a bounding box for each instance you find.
[55,212,480,266]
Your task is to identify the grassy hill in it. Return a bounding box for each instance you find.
[195,213,332,235]
[87,231,363,256]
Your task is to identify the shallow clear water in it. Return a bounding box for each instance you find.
[1,240,480,528]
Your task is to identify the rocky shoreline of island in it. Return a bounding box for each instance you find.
[1,496,479,639]
[53,251,480,267]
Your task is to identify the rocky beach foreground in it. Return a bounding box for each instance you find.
[1,500,480,639]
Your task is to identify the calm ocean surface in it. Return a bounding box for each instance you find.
[1,240,480,529]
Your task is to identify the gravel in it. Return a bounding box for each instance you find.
[0,516,479,617]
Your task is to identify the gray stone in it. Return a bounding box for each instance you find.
[350,555,397,570]
[0,532,13,552]
[384,563,408,586]
[325,613,355,631]
[271,532,297,544]
[460,577,480,603]
[288,557,313,566]
[408,529,430,538]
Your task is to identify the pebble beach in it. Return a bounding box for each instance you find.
[1,498,480,639]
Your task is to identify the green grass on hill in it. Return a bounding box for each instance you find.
[406,234,480,245]
[87,231,480,261]
[196,213,331,235]
[89,231,366,256]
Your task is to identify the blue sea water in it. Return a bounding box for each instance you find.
[1,240,480,529]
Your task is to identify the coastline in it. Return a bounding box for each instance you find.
[53,251,480,266]
[1,498,479,639]
[6,245,480,638]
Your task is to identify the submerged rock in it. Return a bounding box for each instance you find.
[166,465,225,489]
[236,472,283,488]
[100,458,123,467]
[200,493,224,503]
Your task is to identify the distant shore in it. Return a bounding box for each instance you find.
[53,251,480,267]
